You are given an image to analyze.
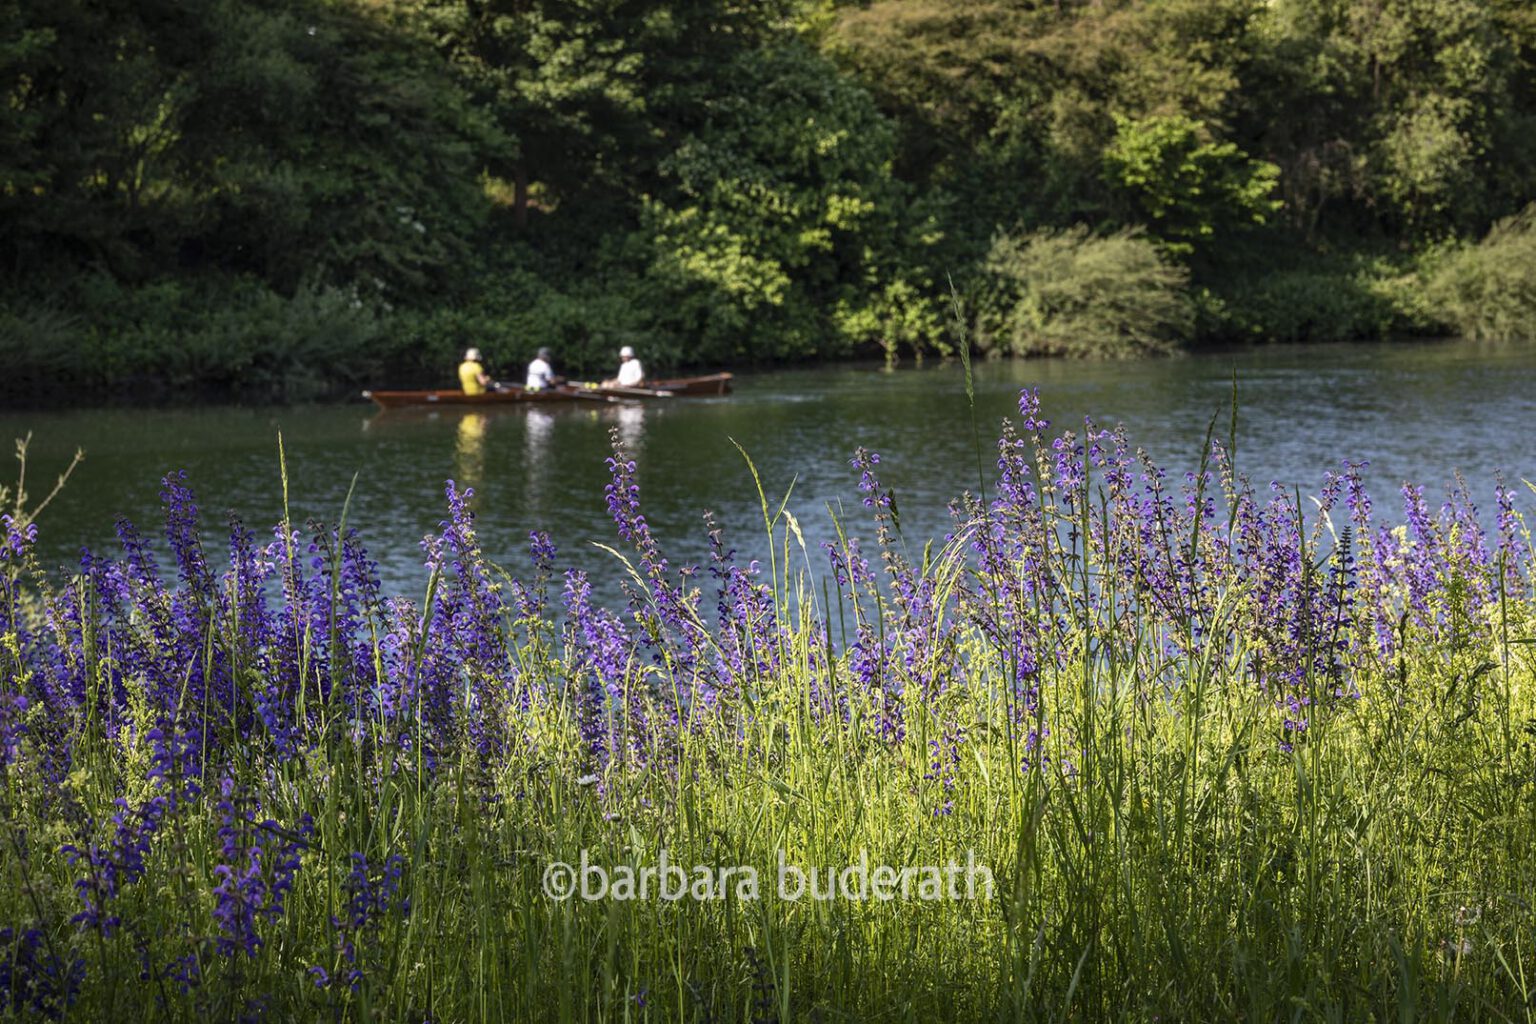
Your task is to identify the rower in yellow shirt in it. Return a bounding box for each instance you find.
[459,347,492,395]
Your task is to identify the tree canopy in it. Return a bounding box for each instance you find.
[2,0,1533,399]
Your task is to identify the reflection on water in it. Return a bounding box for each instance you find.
[454,413,488,492]
[526,409,555,449]
[611,403,646,451]
[5,341,1535,602]
[523,409,555,514]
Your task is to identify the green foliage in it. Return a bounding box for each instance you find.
[974,226,1193,358]
[1195,247,1452,344]
[1426,204,1536,341]
[2,0,1536,398]
[825,0,1265,242]
[1,276,394,402]
[1103,114,1282,256]
[1244,0,1532,238]
[636,42,931,362]
[0,0,502,298]
[831,276,949,367]
[1206,268,1395,344]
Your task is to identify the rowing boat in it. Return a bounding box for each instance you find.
[362,372,733,409]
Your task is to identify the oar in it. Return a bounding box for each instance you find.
[564,388,617,403]
[575,381,677,398]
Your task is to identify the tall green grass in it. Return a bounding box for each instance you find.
[2,429,1534,1022]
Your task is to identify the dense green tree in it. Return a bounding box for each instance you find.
[1242,0,1533,238]
[0,0,501,296]
[1102,113,1281,256]
[638,42,925,361]
[401,0,800,226]
[0,4,58,239]
[823,1,1266,243]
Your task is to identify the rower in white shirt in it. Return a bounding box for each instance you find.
[603,345,645,388]
[525,347,560,391]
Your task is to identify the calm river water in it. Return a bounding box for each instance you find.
[4,340,1534,601]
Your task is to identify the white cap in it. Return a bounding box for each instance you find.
[619,345,635,358]
[464,348,482,362]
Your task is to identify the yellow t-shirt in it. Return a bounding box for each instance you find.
[459,360,487,395]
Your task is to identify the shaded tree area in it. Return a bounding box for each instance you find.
[1,0,1533,402]
[826,0,1535,346]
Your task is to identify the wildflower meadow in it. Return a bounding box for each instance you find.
[2,390,1534,1021]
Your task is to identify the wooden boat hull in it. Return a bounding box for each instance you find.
[363,388,576,409]
[363,373,733,409]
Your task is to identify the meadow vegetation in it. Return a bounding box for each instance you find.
[2,392,1534,1020]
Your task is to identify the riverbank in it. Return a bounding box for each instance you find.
[3,224,1532,409]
